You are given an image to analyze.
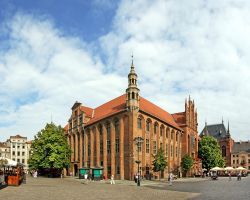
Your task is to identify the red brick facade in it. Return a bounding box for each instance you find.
[65,61,200,179]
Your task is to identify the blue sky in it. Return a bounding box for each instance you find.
[0,0,118,42]
[0,0,250,142]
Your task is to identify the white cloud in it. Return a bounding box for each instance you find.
[100,0,250,140]
[0,13,125,141]
[1,0,250,142]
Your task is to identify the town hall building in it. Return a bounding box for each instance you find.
[65,60,201,180]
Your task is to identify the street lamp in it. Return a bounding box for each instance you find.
[134,136,144,186]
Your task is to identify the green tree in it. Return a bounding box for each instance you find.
[198,136,225,171]
[28,123,71,171]
[152,148,167,173]
[181,154,193,176]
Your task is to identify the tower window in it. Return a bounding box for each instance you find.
[132,92,135,99]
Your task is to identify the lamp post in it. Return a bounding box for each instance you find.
[134,136,144,186]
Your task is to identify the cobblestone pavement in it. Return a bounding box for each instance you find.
[146,176,250,200]
[1,176,249,200]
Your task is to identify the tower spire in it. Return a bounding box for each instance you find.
[126,54,140,111]
[222,117,224,124]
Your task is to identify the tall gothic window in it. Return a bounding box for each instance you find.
[106,123,111,154]
[115,120,119,153]
[160,126,164,137]
[100,141,103,154]
[222,146,226,157]
[137,117,142,129]
[146,120,150,132]
[153,141,157,154]
[99,125,103,137]
[154,123,158,134]
[146,139,150,153]
[115,138,120,153]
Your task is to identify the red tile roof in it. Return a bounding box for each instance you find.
[87,94,127,125]
[140,97,182,130]
[83,94,181,130]
[172,112,186,126]
[80,106,93,118]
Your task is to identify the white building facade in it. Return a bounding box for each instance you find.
[6,135,32,170]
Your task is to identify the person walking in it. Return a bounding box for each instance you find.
[168,172,173,186]
[110,174,115,184]
[84,173,88,184]
[228,172,231,181]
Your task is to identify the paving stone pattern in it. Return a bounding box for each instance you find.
[1,176,249,200]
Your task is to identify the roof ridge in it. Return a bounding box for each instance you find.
[94,94,126,110]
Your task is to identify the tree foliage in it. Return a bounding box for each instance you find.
[181,154,193,173]
[198,136,225,171]
[152,148,167,172]
[28,123,71,170]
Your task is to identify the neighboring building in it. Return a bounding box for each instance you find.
[200,121,234,166]
[231,141,250,170]
[172,98,201,176]
[65,60,200,180]
[6,135,32,170]
[0,142,10,158]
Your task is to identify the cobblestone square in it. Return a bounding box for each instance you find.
[1,176,250,200]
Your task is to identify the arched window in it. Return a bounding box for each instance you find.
[132,92,135,99]
[114,120,120,153]
[137,117,142,129]
[114,120,119,137]
[98,125,103,136]
[160,126,164,137]
[154,123,158,134]
[146,120,150,132]
[106,122,111,154]
[222,145,226,157]
[166,129,168,138]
